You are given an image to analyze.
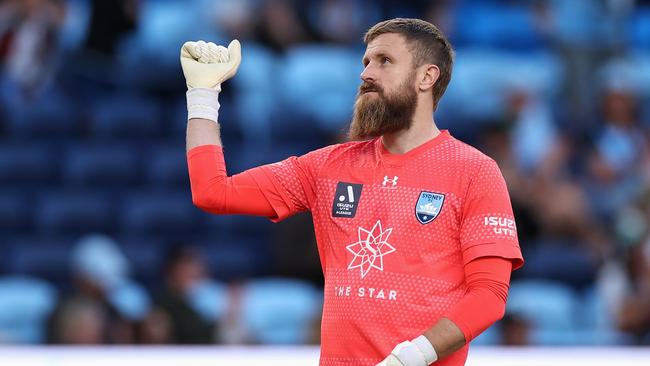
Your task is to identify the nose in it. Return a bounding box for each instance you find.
[360,64,375,83]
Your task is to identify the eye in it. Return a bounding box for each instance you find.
[381,57,391,64]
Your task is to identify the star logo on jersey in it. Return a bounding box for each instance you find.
[346,220,396,278]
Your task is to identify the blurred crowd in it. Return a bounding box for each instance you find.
[1,0,650,347]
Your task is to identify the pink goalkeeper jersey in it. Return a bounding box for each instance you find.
[249,130,523,366]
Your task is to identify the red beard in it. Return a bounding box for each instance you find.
[348,72,418,140]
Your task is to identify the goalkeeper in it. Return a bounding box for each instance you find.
[181,18,523,366]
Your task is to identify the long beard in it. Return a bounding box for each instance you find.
[348,73,418,140]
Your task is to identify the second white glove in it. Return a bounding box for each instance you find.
[377,336,438,366]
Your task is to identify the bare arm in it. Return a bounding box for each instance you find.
[186,118,222,152]
[422,318,466,360]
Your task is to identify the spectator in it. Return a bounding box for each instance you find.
[149,245,217,344]
[47,234,146,344]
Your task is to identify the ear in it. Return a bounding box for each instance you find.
[418,64,440,92]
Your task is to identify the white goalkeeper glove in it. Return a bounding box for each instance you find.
[180,39,242,122]
[377,336,438,366]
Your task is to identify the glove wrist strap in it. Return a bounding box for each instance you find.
[412,335,438,364]
[187,87,221,123]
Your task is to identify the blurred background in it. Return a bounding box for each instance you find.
[0,0,650,352]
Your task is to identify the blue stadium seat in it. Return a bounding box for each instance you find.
[438,49,563,121]
[232,43,277,147]
[107,280,151,321]
[203,212,274,236]
[0,276,57,343]
[220,143,274,175]
[198,233,272,280]
[58,0,92,51]
[453,3,544,50]
[119,190,198,234]
[5,237,74,284]
[629,7,650,50]
[89,94,163,138]
[278,45,361,133]
[0,144,55,185]
[145,142,187,187]
[531,329,633,346]
[117,235,167,285]
[506,280,578,332]
[185,279,229,322]
[471,322,501,346]
[1,86,81,138]
[62,143,140,187]
[240,277,321,344]
[0,190,31,232]
[34,191,113,234]
[115,0,222,90]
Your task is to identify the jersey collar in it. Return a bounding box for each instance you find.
[376,130,451,165]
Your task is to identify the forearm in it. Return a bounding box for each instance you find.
[380,257,512,365]
[422,257,511,361]
[186,117,223,152]
[422,318,466,360]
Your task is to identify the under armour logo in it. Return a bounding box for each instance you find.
[382,176,398,188]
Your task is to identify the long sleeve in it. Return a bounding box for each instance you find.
[186,144,279,217]
[445,256,513,342]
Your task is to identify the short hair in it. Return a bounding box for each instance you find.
[364,18,455,110]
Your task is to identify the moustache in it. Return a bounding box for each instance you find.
[358,82,383,95]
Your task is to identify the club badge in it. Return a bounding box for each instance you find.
[415,191,445,224]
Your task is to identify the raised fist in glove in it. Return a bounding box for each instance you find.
[180,39,242,90]
[180,39,241,122]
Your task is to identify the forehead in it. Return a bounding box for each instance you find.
[364,33,411,59]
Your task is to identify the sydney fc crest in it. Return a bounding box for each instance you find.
[415,191,445,224]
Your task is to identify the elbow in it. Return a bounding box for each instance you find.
[191,188,226,213]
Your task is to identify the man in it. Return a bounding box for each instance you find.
[181,18,523,366]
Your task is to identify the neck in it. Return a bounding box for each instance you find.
[381,103,440,154]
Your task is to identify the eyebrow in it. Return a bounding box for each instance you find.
[362,51,392,66]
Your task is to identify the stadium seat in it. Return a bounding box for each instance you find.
[0,190,31,232]
[470,322,501,346]
[145,142,188,187]
[119,190,198,234]
[629,7,650,50]
[116,235,167,286]
[240,277,321,344]
[62,143,140,187]
[185,279,229,322]
[453,3,543,50]
[506,280,578,332]
[58,0,92,51]
[0,144,56,185]
[203,211,273,236]
[34,191,114,234]
[5,237,74,285]
[438,49,563,121]
[0,276,57,343]
[232,43,277,147]
[278,45,361,133]
[114,0,222,90]
[89,94,163,138]
[198,233,272,280]
[107,280,152,321]
[1,86,81,138]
